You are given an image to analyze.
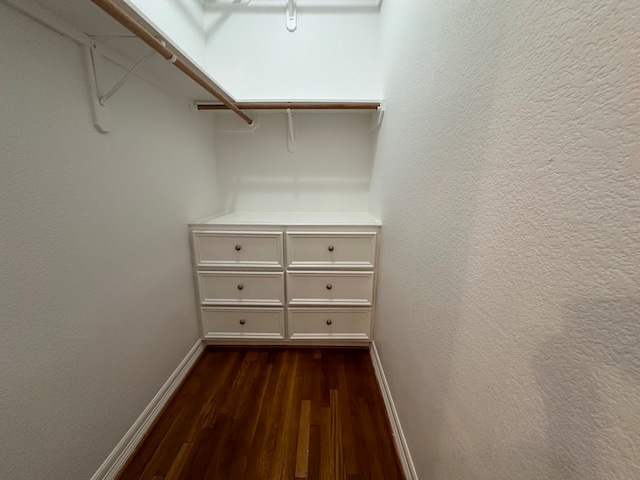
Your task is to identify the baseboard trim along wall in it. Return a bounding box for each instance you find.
[370,341,419,480]
[90,340,205,480]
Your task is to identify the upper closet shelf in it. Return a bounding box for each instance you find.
[204,0,382,32]
[90,0,253,125]
[198,102,380,110]
[200,101,385,150]
[196,101,381,112]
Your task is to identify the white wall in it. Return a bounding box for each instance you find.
[370,1,640,479]
[124,0,206,68]
[203,7,381,100]
[0,5,219,479]
[211,111,374,212]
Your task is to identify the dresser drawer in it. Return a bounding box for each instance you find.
[286,271,374,306]
[198,272,284,306]
[286,232,376,269]
[288,308,371,340]
[192,231,283,269]
[201,308,285,339]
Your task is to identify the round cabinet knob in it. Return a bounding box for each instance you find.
[326,319,333,325]
[235,245,242,251]
[237,284,244,290]
[328,245,334,252]
[239,319,246,325]
[326,284,333,290]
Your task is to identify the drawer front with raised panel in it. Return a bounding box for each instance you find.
[201,308,285,339]
[193,231,283,269]
[286,271,374,306]
[288,308,371,340]
[286,232,376,269]
[198,272,284,306]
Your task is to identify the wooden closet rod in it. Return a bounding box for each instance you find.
[90,0,253,125]
[197,102,381,111]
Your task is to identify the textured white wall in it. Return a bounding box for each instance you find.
[370,1,640,479]
[203,8,381,100]
[212,112,374,212]
[0,5,218,479]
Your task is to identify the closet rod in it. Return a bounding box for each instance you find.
[90,0,253,125]
[197,102,381,111]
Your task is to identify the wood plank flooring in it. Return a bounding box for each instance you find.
[117,347,404,480]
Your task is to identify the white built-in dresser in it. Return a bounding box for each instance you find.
[188,212,381,345]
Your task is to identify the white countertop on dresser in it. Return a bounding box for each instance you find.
[189,211,382,227]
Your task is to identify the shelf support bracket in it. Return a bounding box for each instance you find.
[85,38,157,133]
[286,0,297,32]
[99,49,155,105]
[90,41,156,106]
[84,41,111,133]
[371,104,385,131]
[286,108,297,152]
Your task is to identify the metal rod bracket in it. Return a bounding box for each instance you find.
[287,108,296,152]
[371,103,385,131]
[286,0,297,32]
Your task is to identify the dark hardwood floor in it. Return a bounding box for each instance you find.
[117,347,404,480]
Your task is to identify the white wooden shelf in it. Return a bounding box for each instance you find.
[190,211,382,227]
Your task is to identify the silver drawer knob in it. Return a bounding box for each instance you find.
[239,319,246,325]
[237,284,244,290]
[235,244,242,251]
[326,284,332,290]
[326,319,332,325]
[328,245,334,252]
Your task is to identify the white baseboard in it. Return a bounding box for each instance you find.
[370,341,419,480]
[90,340,205,480]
